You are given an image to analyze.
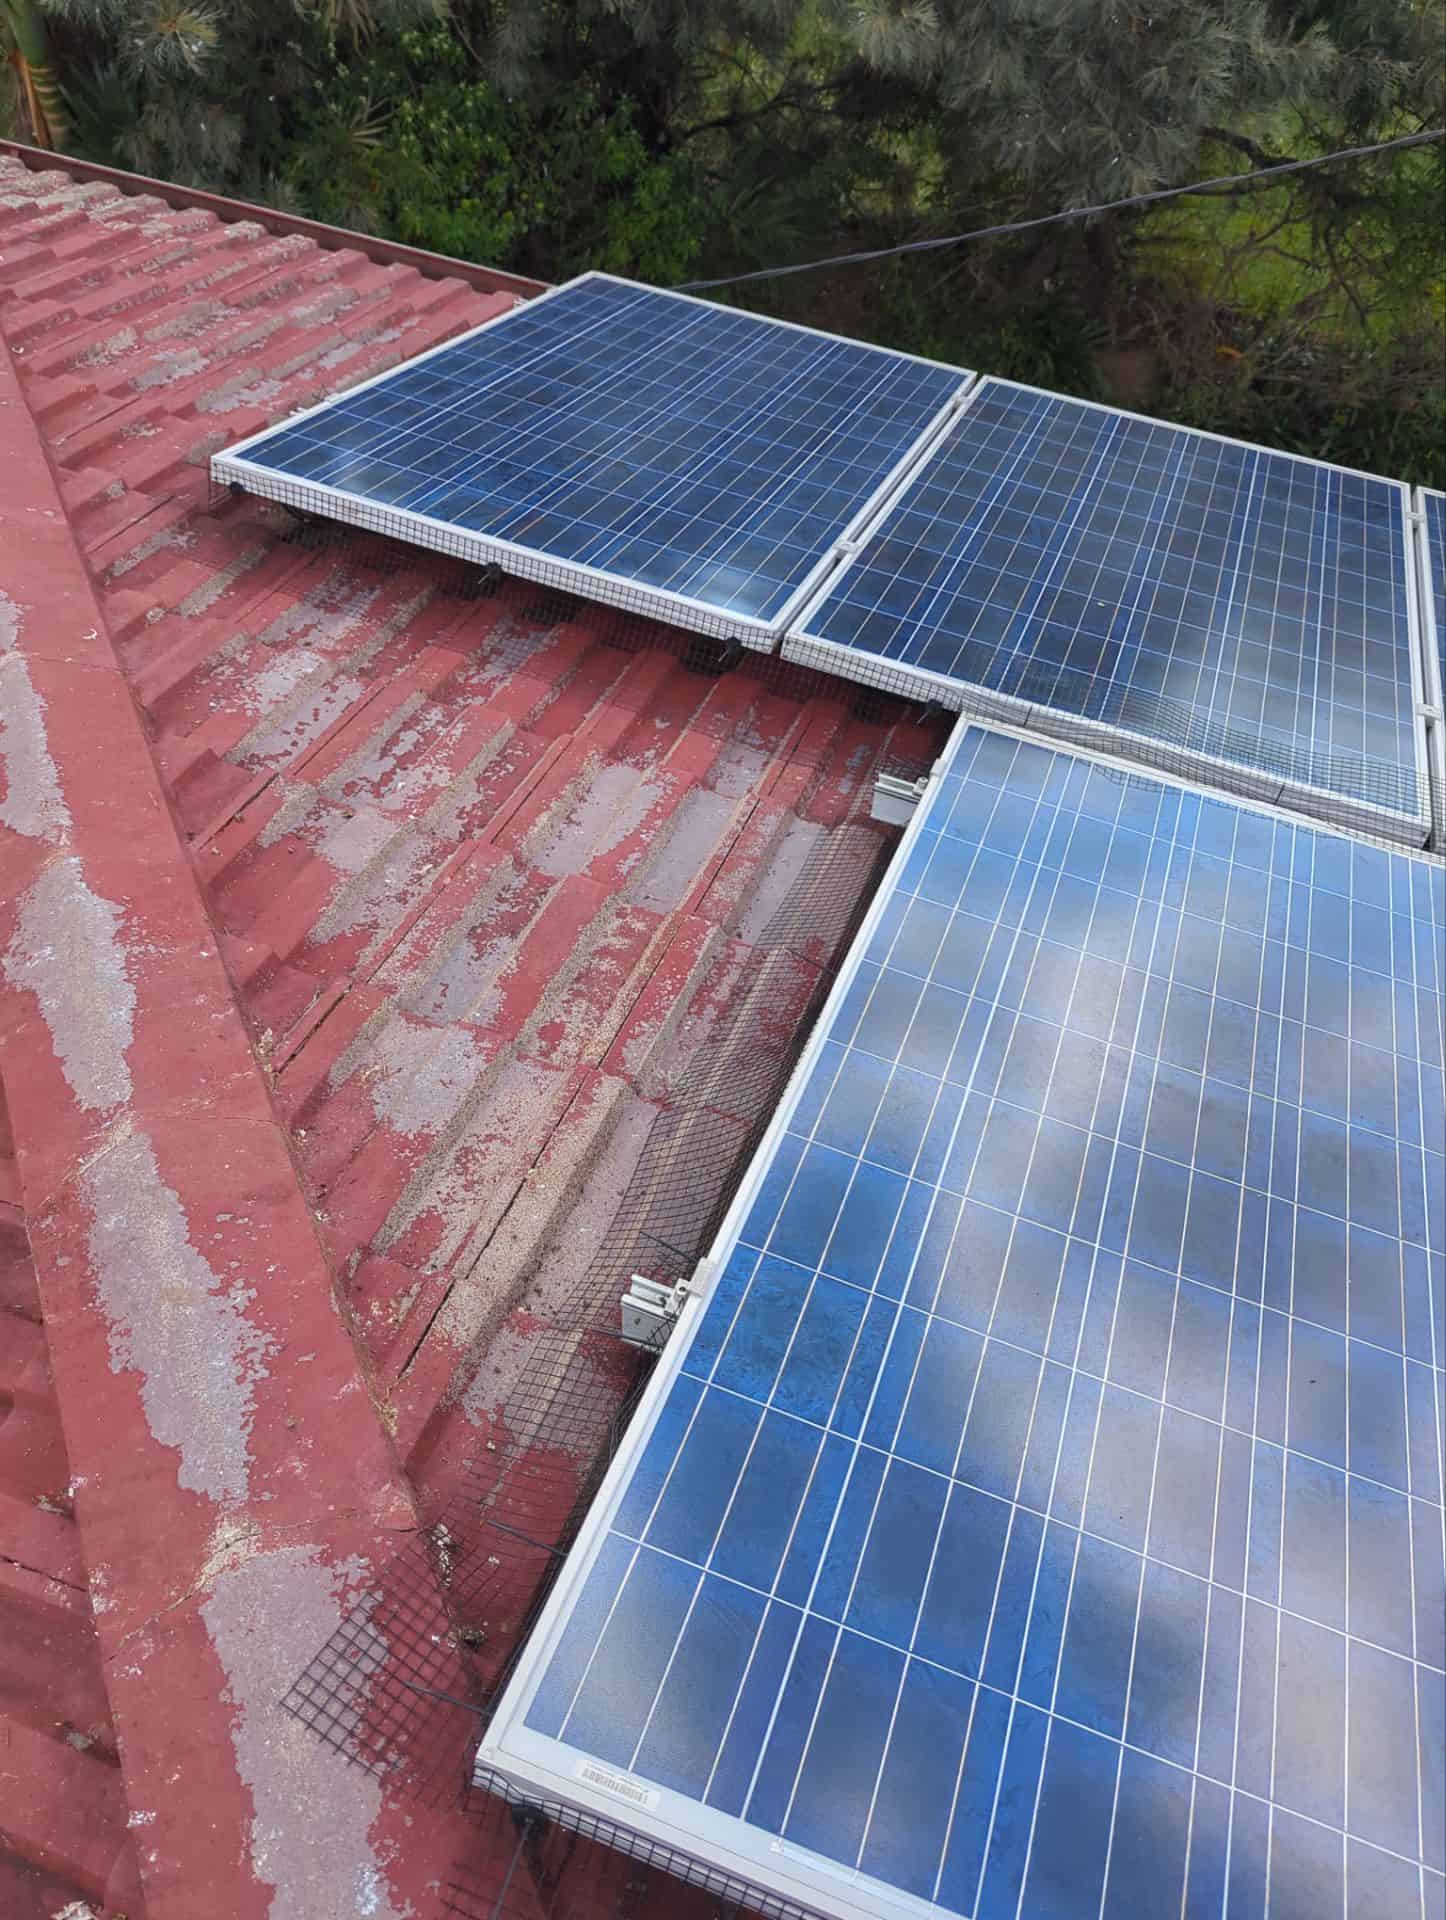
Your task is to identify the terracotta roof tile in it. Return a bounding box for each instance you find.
[0,147,947,1916]
[0,1082,146,1919]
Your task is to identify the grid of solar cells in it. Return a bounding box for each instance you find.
[1423,489,1446,700]
[503,724,1446,1920]
[217,273,964,628]
[792,382,1422,825]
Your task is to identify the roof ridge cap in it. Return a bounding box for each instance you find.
[0,321,426,1920]
[0,139,547,303]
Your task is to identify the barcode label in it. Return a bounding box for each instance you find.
[576,1759,657,1809]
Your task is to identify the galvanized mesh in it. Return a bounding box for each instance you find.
[264,485,1443,1920]
[262,505,927,1917]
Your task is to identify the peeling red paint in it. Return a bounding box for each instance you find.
[0,151,947,1917]
[0,189,429,1915]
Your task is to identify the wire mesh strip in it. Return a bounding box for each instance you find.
[207,485,917,728]
[453,1771,820,1920]
[781,632,1435,848]
[210,459,780,651]
[425,819,901,1734]
[274,572,927,1913]
[210,423,1443,861]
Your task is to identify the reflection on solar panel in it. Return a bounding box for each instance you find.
[788,382,1427,841]
[211,272,966,642]
[479,722,1446,1920]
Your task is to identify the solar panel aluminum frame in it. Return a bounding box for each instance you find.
[784,379,1435,849]
[1413,486,1446,850]
[474,722,968,1920]
[209,270,974,654]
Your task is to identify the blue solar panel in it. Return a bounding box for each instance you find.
[212,272,965,638]
[788,382,1426,838]
[480,722,1446,1920]
[1417,489,1446,851]
[1422,488,1446,706]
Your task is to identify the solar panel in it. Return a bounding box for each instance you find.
[1422,490,1446,683]
[1418,488,1446,846]
[787,382,1429,843]
[211,272,968,644]
[478,720,1446,1920]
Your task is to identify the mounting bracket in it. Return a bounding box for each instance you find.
[619,1275,689,1348]
[871,770,929,826]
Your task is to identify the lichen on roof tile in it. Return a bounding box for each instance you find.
[0,142,945,1920]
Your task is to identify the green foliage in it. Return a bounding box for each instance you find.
[2,0,69,145]
[844,0,1339,204]
[1165,333,1446,488]
[37,0,321,186]
[284,23,706,282]
[283,25,528,262]
[467,0,805,115]
[43,0,223,77]
[839,255,1109,400]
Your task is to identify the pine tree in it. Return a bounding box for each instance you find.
[843,0,1338,205]
[5,0,439,183]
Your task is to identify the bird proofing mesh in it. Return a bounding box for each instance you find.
[779,629,1436,852]
[212,465,783,649]
[263,494,1443,1920]
[278,803,898,1765]
[448,1779,818,1920]
[258,501,924,1919]
[221,487,1441,852]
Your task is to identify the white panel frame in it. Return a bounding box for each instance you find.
[785,377,1434,848]
[1412,486,1446,849]
[210,269,972,654]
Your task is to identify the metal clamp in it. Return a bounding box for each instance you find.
[871,770,929,825]
[619,1275,687,1348]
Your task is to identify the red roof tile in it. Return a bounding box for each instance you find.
[0,145,946,1916]
[0,1083,147,1919]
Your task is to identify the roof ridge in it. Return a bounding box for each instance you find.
[0,309,431,1918]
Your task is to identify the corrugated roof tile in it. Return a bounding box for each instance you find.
[0,1083,146,1919]
[0,145,947,1917]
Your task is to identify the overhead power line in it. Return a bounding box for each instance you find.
[675,127,1444,293]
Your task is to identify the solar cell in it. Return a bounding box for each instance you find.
[1422,490,1446,689]
[479,721,1446,1920]
[788,381,1429,843]
[211,272,967,643]
[1418,488,1446,845]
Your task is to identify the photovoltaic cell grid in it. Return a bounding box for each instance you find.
[481,723,1446,1920]
[1419,488,1446,852]
[1421,491,1444,679]
[788,382,1426,836]
[1421,489,1446,704]
[211,272,965,638]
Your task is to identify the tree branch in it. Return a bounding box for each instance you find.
[676,79,833,144]
[1201,125,1298,170]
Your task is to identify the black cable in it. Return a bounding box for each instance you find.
[675,127,1444,293]
[393,1675,489,1718]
